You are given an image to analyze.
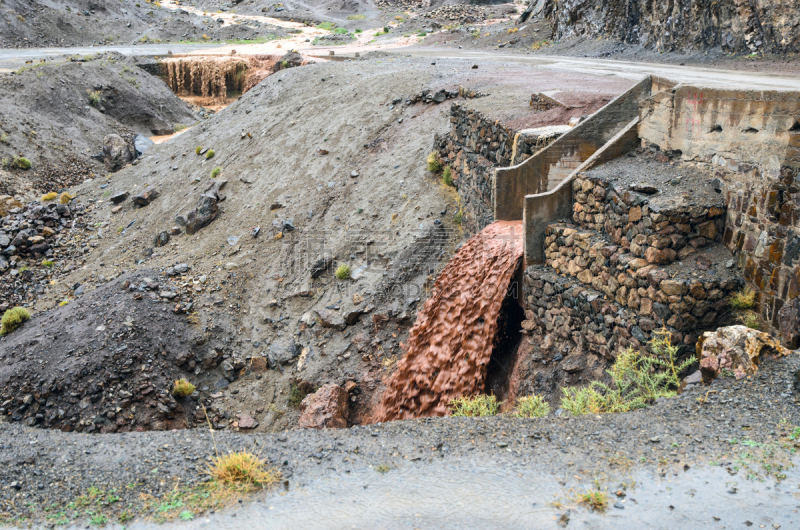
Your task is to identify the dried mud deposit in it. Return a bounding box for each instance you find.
[377,221,523,421]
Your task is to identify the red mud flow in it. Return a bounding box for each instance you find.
[375,221,524,422]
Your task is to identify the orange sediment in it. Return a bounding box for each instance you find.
[375,221,524,421]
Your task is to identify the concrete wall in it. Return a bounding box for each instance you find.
[522,117,641,264]
[495,76,652,221]
[639,86,800,174]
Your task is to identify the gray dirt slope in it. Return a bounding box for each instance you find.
[25,55,630,433]
[0,52,195,198]
[0,0,288,49]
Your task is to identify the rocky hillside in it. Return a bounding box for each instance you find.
[541,0,800,55]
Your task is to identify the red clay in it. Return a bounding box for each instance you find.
[376,221,524,421]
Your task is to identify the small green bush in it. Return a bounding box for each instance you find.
[195,146,203,155]
[59,192,73,204]
[383,26,390,33]
[41,192,57,201]
[172,378,196,397]
[442,166,454,187]
[354,29,362,33]
[211,167,221,178]
[13,156,31,170]
[1,307,31,336]
[317,21,335,31]
[335,264,351,280]
[87,90,101,106]
[426,151,441,173]
[560,330,695,415]
[513,395,550,418]
[449,395,500,417]
[41,259,55,268]
[334,27,349,34]
[205,149,215,160]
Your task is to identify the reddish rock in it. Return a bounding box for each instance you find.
[697,325,793,383]
[237,413,258,429]
[297,384,349,429]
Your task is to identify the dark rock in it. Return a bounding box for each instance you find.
[310,254,334,279]
[153,231,170,247]
[315,309,346,331]
[102,134,134,171]
[184,194,219,235]
[133,187,159,207]
[109,192,129,204]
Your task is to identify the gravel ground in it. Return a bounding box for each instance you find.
[1,353,797,527]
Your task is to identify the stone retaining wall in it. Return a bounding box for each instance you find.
[433,104,564,233]
[723,167,800,344]
[572,174,725,265]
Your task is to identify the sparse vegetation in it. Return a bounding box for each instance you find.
[196,146,203,155]
[471,29,481,38]
[739,310,763,330]
[426,151,442,173]
[334,27,349,34]
[41,260,55,268]
[59,192,74,204]
[513,395,550,418]
[561,330,694,415]
[449,394,500,417]
[375,464,390,473]
[211,167,221,178]
[317,22,336,31]
[730,287,756,310]
[1,307,31,336]
[205,149,215,160]
[577,487,608,511]
[335,264,351,280]
[59,300,69,307]
[172,378,196,397]
[288,383,308,407]
[174,124,189,132]
[41,192,58,202]
[13,156,31,170]
[87,90,101,106]
[0,132,9,144]
[442,166,454,187]
[531,40,551,51]
[207,452,280,490]
[347,14,366,20]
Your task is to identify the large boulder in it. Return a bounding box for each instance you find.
[102,134,134,171]
[697,325,793,383]
[297,384,348,429]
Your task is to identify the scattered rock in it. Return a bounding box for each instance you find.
[154,231,170,247]
[697,325,794,383]
[315,309,346,331]
[133,187,159,207]
[102,134,134,171]
[297,383,349,429]
[109,191,129,205]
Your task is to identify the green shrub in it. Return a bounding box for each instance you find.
[87,90,101,106]
[205,149,215,160]
[383,26,390,33]
[13,156,31,170]
[211,167,221,178]
[280,60,289,68]
[41,192,57,201]
[560,330,694,415]
[1,307,31,336]
[449,395,500,417]
[195,146,203,155]
[174,124,188,132]
[442,166,454,187]
[41,259,55,268]
[317,21,335,31]
[354,29,362,33]
[426,151,441,173]
[730,287,756,310]
[334,27,349,34]
[335,264,351,280]
[172,378,196,397]
[59,192,73,204]
[513,395,550,418]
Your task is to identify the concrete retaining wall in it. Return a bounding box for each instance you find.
[523,117,641,264]
[639,86,800,173]
[495,76,652,222]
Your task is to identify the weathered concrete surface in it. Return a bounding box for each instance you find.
[522,117,640,264]
[639,86,800,172]
[495,76,651,222]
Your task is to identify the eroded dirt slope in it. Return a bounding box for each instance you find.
[0,52,196,198]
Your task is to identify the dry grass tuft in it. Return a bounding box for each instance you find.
[41,192,57,202]
[207,452,281,490]
[449,395,500,417]
[730,287,756,311]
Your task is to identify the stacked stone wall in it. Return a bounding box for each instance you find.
[723,167,800,344]
[434,103,562,233]
[572,174,725,265]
